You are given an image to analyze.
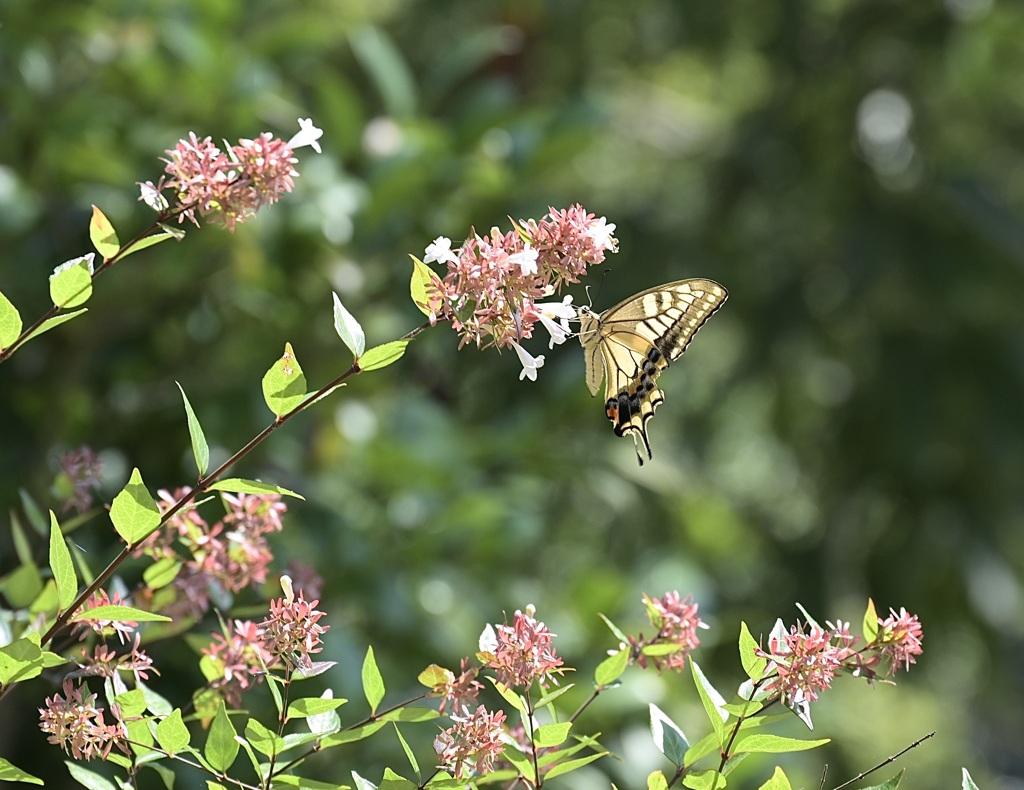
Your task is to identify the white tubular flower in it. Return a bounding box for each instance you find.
[512,341,545,381]
[585,216,617,252]
[507,243,539,275]
[288,118,324,153]
[424,236,460,265]
[536,295,576,348]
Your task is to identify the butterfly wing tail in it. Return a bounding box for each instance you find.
[605,380,665,466]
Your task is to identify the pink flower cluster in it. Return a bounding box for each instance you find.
[140,119,322,231]
[259,590,331,669]
[433,657,484,715]
[138,489,290,620]
[755,607,924,709]
[480,605,565,689]
[756,622,848,707]
[433,705,508,780]
[39,681,129,762]
[203,587,329,706]
[424,205,617,356]
[632,591,706,672]
[203,619,280,708]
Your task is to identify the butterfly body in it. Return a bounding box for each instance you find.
[577,279,728,464]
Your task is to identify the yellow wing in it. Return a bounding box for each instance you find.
[578,278,728,464]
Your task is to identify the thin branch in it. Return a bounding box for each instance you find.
[830,732,935,790]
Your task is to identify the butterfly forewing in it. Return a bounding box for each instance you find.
[579,279,727,464]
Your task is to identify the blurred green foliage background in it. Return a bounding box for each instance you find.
[2,0,1023,786]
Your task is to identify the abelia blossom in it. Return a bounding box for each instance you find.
[434,658,484,715]
[38,681,128,761]
[423,205,617,368]
[480,605,565,689]
[876,607,924,673]
[139,119,321,231]
[202,619,281,707]
[259,590,330,669]
[633,591,707,672]
[434,705,507,780]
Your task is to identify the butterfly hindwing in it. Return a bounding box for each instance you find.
[578,279,727,464]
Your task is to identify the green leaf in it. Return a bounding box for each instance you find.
[650,704,688,766]
[288,697,349,718]
[542,752,608,780]
[266,671,284,716]
[595,647,630,687]
[48,511,78,612]
[306,691,344,737]
[362,645,385,714]
[379,707,439,723]
[648,771,669,790]
[206,478,305,499]
[738,622,767,681]
[534,683,574,710]
[49,256,94,309]
[794,602,821,630]
[205,702,239,773]
[155,709,191,754]
[642,643,682,656]
[597,612,630,644]
[962,768,980,790]
[143,557,181,590]
[864,598,880,642]
[177,382,210,476]
[244,718,283,758]
[0,756,43,784]
[70,604,172,623]
[409,255,441,317]
[0,290,22,351]
[489,679,527,713]
[684,731,720,767]
[113,689,147,718]
[19,489,47,534]
[394,724,420,777]
[0,637,44,685]
[139,763,174,788]
[262,342,307,417]
[11,511,33,562]
[1,562,43,608]
[861,771,905,790]
[733,734,829,753]
[22,308,88,344]
[333,291,366,357]
[65,762,118,790]
[682,769,726,790]
[351,770,379,790]
[757,766,792,790]
[501,747,533,781]
[119,231,176,260]
[864,770,905,790]
[109,468,161,545]
[721,752,750,776]
[321,720,386,747]
[417,664,451,688]
[90,205,120,259]
[691,661,729,746]
[141,680,174,716]
[359,339,409,371]
[534,722,571,748]
[722,701,764,718]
